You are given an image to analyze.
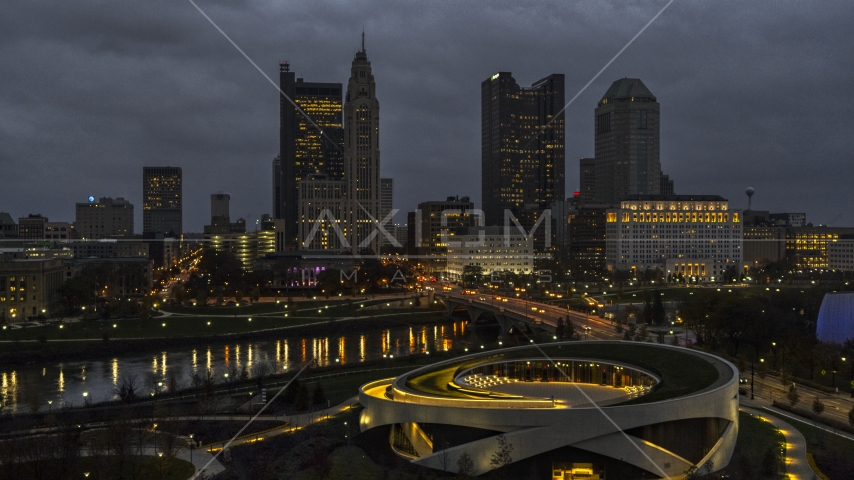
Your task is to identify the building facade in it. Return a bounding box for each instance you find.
[605,195,743,282]
[274,61,345,245]
[786,226,854,269]
[17,215,48,240]
[142,166,182,234]
[578,158,596,205]
[75,197,134,239]
[594,78,664,206]
[291,39,382,254]
[0,256,64,323]
[446,226,533,281]
[481,72,565,226]
[568,205,608,274]
[411,197,477,275]
[342,39,381,253]
[0,213,17,239]
[44,222,71,240]
[828,239,854,272]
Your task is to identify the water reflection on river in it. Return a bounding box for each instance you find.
[1,320,470,414]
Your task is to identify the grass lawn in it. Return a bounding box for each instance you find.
[707,412,785,479]
[291,446,389,480]
[758,408,854,480]
[0,455,194,480]
[0,308,442,342]
[404,342,722,404]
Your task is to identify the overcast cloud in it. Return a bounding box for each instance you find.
[2,0,853,232]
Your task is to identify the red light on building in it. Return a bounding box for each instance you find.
[573,191,580,197]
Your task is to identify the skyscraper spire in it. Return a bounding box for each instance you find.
[361,29,365,52]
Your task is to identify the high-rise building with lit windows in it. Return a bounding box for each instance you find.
[605,195,744,282]
[594,79,665,206]
[296,36,382,254]
[275,62,344,245]
[481,72,565,226]
[142,166,182,234]
[342,38,381,253]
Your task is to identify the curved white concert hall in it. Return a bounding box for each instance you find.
[359,341,739,478]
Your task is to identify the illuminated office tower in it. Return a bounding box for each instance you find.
[274,61,344,245]
[295,35,382,254]
[481,72,565,226]
[380,178,394,246]
[142,167,182,235]
[343,35,381,253]
[594,78,662,205]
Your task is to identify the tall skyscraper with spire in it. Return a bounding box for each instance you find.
[296,35,382,254]
[344,33,381,252]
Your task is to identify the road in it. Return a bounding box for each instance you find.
[750,373,854,426]
[441,288,692,343]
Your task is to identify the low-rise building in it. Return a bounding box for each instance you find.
[75,197,134,238]
[828,239,854,273]
[0,255,64,323]
[0,213,17,239]
[786,226,854,270]
[409,196,478,275]
[446,226,534,281]
[17,214,48,240]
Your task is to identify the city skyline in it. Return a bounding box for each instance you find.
[3,1,854,232]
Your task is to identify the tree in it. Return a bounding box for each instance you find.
[456,452,476,478]
[787,384,800,407]
[761,447,780,476]
[115,374,139,404]
[307,445,331,480]
[312,383,327,406]
[652,290,666,325]
[565,318,575,340]
[555,318,565,339]
[294,382,310,411]
[489,434,514,472]
[812,396,825,416]
[642,290,653,325]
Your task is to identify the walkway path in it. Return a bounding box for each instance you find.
[740,406,816,480]
[200,395,360,451]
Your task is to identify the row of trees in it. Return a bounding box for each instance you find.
[679,288,854,385]
[0,409,185,480]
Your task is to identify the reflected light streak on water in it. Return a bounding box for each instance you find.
[1,320,469,413]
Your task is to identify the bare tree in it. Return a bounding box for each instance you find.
[456,451,476,478]
[489,434,514,475]
[116,374,140,404]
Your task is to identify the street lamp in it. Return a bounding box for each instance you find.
[189,434,194,464]
[47,400,52,414]
[153,423,158,454]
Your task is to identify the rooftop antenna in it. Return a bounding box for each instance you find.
[745,187,755,211]
[361,29,365,52]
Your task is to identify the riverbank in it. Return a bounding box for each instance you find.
[0,309,453,367]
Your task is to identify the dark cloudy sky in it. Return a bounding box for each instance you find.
[2,0,853,232]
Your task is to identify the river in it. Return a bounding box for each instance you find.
[1,319,480,414]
